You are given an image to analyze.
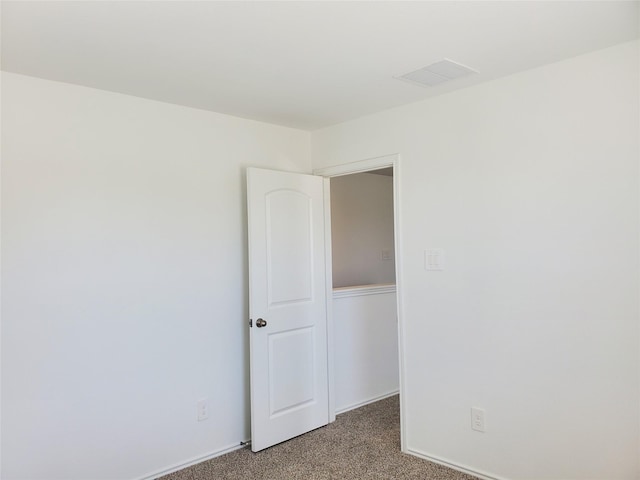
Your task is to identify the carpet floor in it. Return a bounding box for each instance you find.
[160,395,478,480]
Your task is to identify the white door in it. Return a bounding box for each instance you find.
[247,167,329,452]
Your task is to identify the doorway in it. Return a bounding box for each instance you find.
[314,153,406,450]
[330,168,399,414]
[246,155,405,452]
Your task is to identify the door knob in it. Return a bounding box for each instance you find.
[256,318,267,328]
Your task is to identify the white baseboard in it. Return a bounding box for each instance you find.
[406,448,507,480]
[136,440,249,480]
[335,389,399,415]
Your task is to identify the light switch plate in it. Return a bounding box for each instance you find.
[425,249,445,271]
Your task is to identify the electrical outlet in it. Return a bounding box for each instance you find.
[197,399,209,422]
[471,407,485,432]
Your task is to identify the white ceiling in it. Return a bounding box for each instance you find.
[2,1,638,131]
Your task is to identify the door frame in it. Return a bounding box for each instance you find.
[313,153,407,452]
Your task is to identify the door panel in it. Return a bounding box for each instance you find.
[247,168,328,452]
[266,190,313,305]
[269,327,315,415]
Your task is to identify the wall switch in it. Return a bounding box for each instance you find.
[381,248,391,261]
[197,399,209,422]
[471,407,485,432]
[425,249,445,271]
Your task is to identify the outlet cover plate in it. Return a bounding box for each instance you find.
[471,407,485,432]
[197,399,209,422]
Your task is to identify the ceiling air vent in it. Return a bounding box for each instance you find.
[397,59,477,87]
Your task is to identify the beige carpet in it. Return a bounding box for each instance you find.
[161,395,478,480]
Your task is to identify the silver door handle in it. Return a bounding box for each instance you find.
[256,318,267,328]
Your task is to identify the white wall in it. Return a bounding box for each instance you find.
[312,41,640,480]
[333,286,398,412]
[3,40,639,480]
[1,73,310,480]
[331,172,395,287]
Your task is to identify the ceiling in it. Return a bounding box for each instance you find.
[2,1,638,131]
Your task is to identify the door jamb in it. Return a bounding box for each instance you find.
[313,153,407,452]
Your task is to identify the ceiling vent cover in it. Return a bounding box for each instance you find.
[397,59,478,87]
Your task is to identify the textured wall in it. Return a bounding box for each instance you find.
[312,41,640,480]
[1,72,310,480]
